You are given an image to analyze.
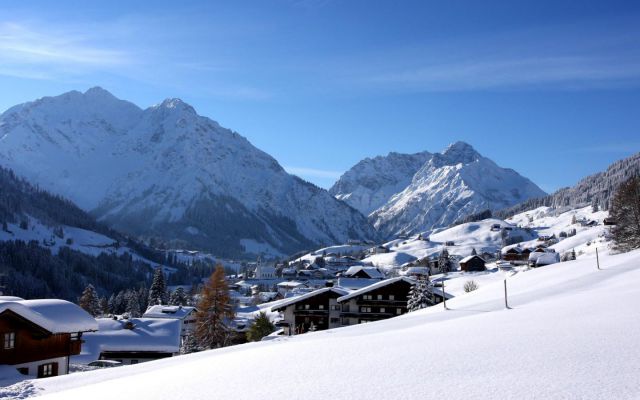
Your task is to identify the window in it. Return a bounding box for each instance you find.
[39,363,55,377]
[304,304,310,310]
[363,294,373,300]
[330,318,340,324]
[380,308,386,313]
[389,295,395,300]
[318,305,324,310]
[396,308,402,315]
[360,307,372,313]
[377,294,383,300]
[3,332,15,349]
[331,305,341,311]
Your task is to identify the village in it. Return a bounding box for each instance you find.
[0,204,613,385]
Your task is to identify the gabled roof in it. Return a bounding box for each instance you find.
[337,277,415,303]
[459,255,485,264]
[142,305,197,320]
[0,296,98,334]
[271,287,350,312]
[76,318,181,363]
[344,266,385,279]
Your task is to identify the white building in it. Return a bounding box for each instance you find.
[142,305,197,338]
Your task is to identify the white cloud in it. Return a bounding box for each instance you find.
[0,21,131,79]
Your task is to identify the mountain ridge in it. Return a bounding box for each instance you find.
[0,87,377,258]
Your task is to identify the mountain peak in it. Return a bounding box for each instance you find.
[441,141,481,164]
[84,86,115,98]
[155,98,196,115]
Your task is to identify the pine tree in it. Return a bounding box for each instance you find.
[148,267,167,306]
[169,286,188,306]
[438,248,451,273]
[107,294,117,314]
[195,265,235,349]
[610,176,640,251]
[471,248,477,256]
[246,312,275,342]
[126,291,142,317]
[79,284,101,317]
[407,277,433,312]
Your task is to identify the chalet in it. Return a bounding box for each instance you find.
[336,277,414,326]
[271,287,349,335]
[368,245,390,255]
[459,255,486,272]
[79,318,181,365]
[490,223,502,231]
[0,297,97,378]
[343,266,385,280]
[445,241,455,246]
[603,217,617,226]
[142,305,197,339]
[502,247,526,262]
[530,252,560,267]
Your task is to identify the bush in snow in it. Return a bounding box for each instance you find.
[246,312,275,342]
[463,280,479,293]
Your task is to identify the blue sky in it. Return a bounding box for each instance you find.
[1,1,639,192]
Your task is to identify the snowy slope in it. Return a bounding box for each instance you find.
[0,88,376,257]
[370,142,546,237]
[8,248,640,400]
[361,206,607,270]
[329,151,432,215]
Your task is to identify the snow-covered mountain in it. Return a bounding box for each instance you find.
[0,88,376,257]
[332,142,546,238]
[329,151,432,215]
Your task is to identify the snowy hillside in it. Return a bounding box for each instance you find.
[329,151,432,215]
[7,248,640,400]
[370,142,546,237]
[0,88,376,258]
[362,205,608,270]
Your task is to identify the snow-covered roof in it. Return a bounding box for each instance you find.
[337,277,415,303]
[337,277,384,290]
[534,252,560,266]
[344,266,384,279]
[142,305,197,320]
[276,281,306,288]
[459,255,485,264]
[76,318,181,363]
[271,287,350,311]
[0,297,98,334]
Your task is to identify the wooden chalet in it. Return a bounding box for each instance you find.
[271,287,348,335]
[336,277,414,326]
[459,255,486,272]
[0,297,97,378]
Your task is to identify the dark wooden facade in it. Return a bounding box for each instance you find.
[273,290,342,334]
[460,255,486,272]
[0,310,82,375]
[339,279,413,324]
